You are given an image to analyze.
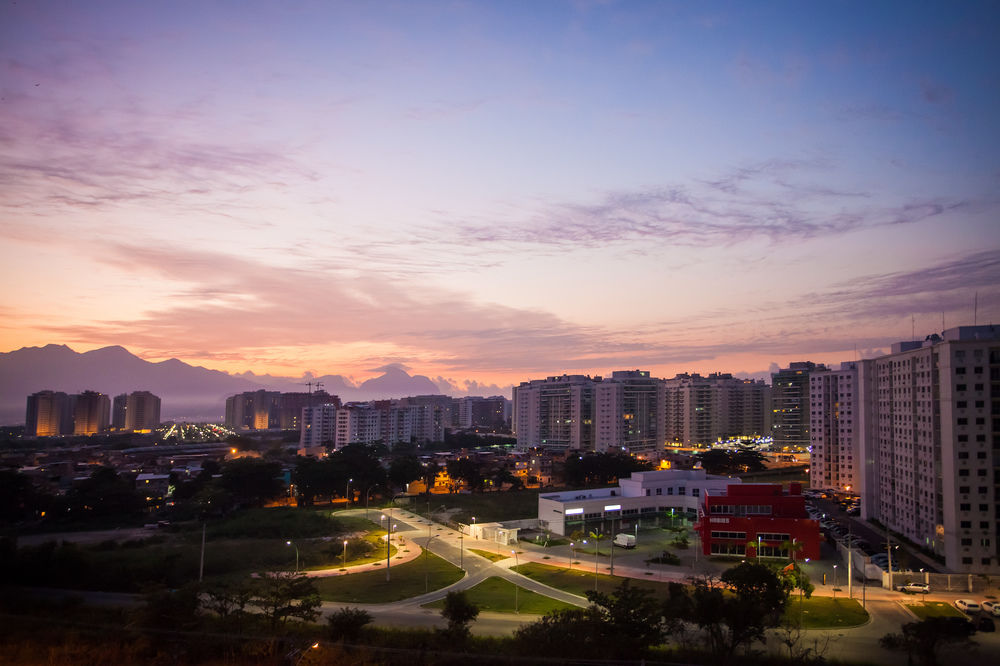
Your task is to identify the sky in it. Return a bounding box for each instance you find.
[1,0,999,396]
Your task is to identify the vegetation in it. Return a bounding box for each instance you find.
[786,596,868,628]
[512,561,673,598]
[880,616,976,666]
[906,601,966,620]
[311,551,464,603]
[422,576,576,614]
[412,489,541,522]
[695,447,767,475]
[468,548,509,562]
[439,590,480,642]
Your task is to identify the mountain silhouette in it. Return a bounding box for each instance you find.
[0,345,442,425]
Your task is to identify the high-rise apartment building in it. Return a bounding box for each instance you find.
[25,390,73,437]
[859,326,999,574]
[73,390,110,435]
[772,362,826,450]
[809,361,871,493]
[125,391,161,431]
[513,375,597,450]
[112,394,128,430]
[456,396,509,430]
[594,370,659,453]
[660,373,771,446]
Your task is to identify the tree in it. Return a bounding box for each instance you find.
[585,579,667,659]
[327,607,373,642]
[63,467,144,518]
[440,590,479,640]
[249,571,322,631]
[513,608,603,659]
[447,458,484,493]
[664,563,790,660]
[201,579,255,633]
[880,616,976,666]
[219,458,284,507]
[388,455,425,492]
[422,460,441,495]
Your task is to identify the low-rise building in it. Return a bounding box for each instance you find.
[538,468,737,536]
[696,482,820,560]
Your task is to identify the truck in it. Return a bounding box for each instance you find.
[613,533,636,549]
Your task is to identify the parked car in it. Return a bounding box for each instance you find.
[955,599,981,614]
[982,601,1000,617]
[896,582,930,593]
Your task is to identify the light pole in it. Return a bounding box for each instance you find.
[511,549,519,613]
[568,542,574,571]
[425,535,439,593]
[365,485,377,521]
[342,540,348,570]
[286,540,299,573]
[758,535,762,561]
[459,529,464,570]
[833,564,838,600]
[346,477,353,507]
[381,513,394,582]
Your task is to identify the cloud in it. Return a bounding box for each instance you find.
[420,159,961,254]
[921,78,953,104]
[369,362,412,373]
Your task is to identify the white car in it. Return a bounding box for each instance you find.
[955,599,981,614]
[896,582,930,593]
[982,601,1000,617]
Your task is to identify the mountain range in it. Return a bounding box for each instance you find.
[0,344,445,425]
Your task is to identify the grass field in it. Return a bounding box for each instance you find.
[906,601,965,620]
[511,562,673,599]
[422,576,577,615]
[786,596,869,628]
[469,548,509,563]
[312,551,465,603]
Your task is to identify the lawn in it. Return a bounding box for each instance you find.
[312,551,465,603]
[785,596,869,628]
[469,548,509,562]
[511,562,674,599]
[906,601,966,620]
[422,576,577,615]
[410,490,542,523]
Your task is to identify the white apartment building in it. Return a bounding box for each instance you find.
[659,373,771,447]
[300,403,339,448]
[594,370,660,453]
[513,375,596,450]
[809,361,870,493]
[858,326,999,574]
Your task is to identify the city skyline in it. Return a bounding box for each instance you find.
[2,1,998,393]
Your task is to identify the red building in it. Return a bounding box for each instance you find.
[696,482,820,561]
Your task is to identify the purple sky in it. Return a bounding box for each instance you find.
[1,1,998,395]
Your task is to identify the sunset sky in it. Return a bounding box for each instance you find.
[2,1,998,396]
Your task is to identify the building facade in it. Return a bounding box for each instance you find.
[771,362,826,450]
[513,375,596,450]
[858,326,1000,574]
[125,391,161,431]
[538,469,737,536]
[660,373,771,447]
[25,390,73,437]
[697,483,820,560]
[73,390,110,435]
[809,361,871,493]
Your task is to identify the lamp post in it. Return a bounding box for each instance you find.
[425,535,439,593]
[459,529,464,570]
[381,513,394,582]
[833,564,838,600]
[286,540,299,573]
[568,542,574,571]
[342,540,348,569]
[346,477,352,506]
[758,535,762,561]
[511,549,519,613]
[365,485,378,521]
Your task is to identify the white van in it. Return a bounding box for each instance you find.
[955,599,981,614]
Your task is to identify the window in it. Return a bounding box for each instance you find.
[956,367,966,375]
[957,384,967,391]
[981,522,990,529]
[963,557,973,564]
[958,401,968,408]
[655,488,662,496]
[961,503,971,511]
[960,486,970,493]
[957,418,968,425]
[961,521,972,528]
[692,488,700,497]
[678,487,686,495]
[962,538,972,546]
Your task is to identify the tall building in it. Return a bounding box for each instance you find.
[809,361,870,493]
[225,390,281,430]
[112,393,128,430]
[594,370,660,453]
[25,390,73,437]
[513,375,597,450]
[336,402,382,446]
[73,390,110,435]
[771,362,826,450]
[859,326,1000,574]
[660,373,771,446]
[299,403,339,449]
[456,396,509,430]
[125,391,161,431]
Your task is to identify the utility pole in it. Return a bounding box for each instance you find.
[198,522,206,582]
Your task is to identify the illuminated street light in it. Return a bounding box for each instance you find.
[286,540,299,573]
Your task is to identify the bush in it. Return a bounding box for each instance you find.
[327,607,373,641]
[647,550,681,566]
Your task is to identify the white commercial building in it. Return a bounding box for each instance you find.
[859,326,1000,574]
[538,468,738,536]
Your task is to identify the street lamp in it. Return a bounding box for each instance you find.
[833,564,838,600]
[425,535,439,593]
[342,540,348,569]
[381,513,394,582]
[346,478,353,506]
[365,485,378,520]
[568,542,574,571]
[511,549,520,613]
[286,540,299,573]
